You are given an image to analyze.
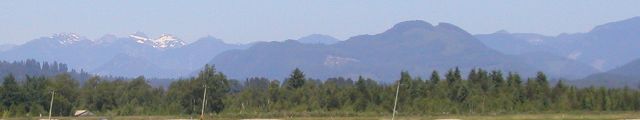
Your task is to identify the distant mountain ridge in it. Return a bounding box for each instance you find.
[297,34,340,44]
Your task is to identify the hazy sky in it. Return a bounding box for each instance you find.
[1,0,639,45]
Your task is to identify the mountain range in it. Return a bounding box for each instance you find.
[209,21,594,81]
[0,17,639,84]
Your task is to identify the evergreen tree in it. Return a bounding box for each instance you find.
[506,72,522,88]
[1,74,21,114]
[535,72,551,109]
[551,80,570,110]
[490,70,504,89]
[284,68,306,89]
[1,74,20,108]
[430,70,440,85]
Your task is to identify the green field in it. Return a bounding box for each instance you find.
[5,112,640,120]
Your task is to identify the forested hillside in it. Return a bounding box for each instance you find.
[1,65,639,117]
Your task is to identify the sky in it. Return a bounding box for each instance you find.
[1,0,640,45]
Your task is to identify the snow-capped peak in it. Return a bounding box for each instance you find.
[154,34,185,48]
[127,32,185,49]
[50,33,83,45]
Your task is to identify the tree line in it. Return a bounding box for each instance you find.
[1,65,640,118]
[0,59,90,83]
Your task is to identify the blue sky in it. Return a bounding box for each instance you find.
[1,0,639,44]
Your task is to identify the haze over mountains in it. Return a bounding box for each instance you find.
[0,17,639,84]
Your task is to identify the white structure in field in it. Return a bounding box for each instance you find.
[74,110,94,117]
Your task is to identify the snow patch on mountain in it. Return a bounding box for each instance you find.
[128,32,151,44]
[567,51,581,60]
[50,33,83,45]
[527,38,544,44]
[324,55,358,67]
[130,35,150,44]
[127,32,186,49]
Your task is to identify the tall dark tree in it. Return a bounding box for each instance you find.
[490,70,504,89]
[529,72,551,110]
[430,70,440,85]
[506,72,522,88]
[284,68,306,89]
[1,74,21,111]
[446,68,462,85]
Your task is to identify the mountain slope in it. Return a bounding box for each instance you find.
[93,54,177,77]
[475,31,556,55]
[515,52,598,79]
[577,59,640,88]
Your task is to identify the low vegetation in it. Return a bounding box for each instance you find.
[5,112,640,120]
[2,64,640,119]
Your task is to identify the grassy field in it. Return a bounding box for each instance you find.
[4,112,640,120]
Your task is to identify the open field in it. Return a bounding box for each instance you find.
[4,112,640,120]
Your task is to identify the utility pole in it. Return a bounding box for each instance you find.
[200,85,207,120]
[392,81,401,120]
[48,90,55,120]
